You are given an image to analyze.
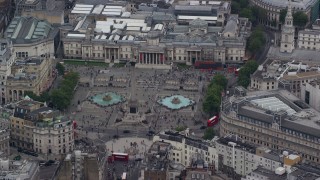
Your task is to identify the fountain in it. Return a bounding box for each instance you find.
[90,92,125,107]
[171,97,181,104]
[157,95,195,110]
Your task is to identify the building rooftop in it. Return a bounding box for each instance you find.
[257,0,318,10]
[217,135,256,154]
[306,79,320,87]
[290,165,320,180]
[223,89,320,139]
[5,16,55,44]
[0,160,38,179]
[251,166,287,180]
[15,99,43,109]
[145,141,171,171]
[158,130,214,151]
[252,58,320,82]
[0,39,12,64]
[7,57,47,81]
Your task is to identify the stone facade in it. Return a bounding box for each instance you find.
[250,0,318,29]
[62,15,250,68]
[10,99,74,157]
[220,90,320,165]
[297,30,320,50]
[6,57,53,103]
[280,2,295,53]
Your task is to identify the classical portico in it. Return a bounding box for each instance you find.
[105,47,120,63]
[186,47,202,65]
[136,46,171,69]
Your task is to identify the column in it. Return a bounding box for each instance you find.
[118,48,120,60]
[114,49,116,60]
[171,50,173,61]
[156,53,159,64]
[108,49,111,60]
[153,53,155,64]
[146,53,147,64]
[196,51,198,62]
[148,53,151,64]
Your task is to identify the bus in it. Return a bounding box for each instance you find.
[207,115,219,127]
[235,68,241,76]
[112,152,129,162]
[122,172,127,180]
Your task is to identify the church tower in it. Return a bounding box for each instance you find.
[280,0,295,53]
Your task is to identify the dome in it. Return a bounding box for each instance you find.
[190,18,208,29]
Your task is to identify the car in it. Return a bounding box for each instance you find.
[13,155,21,161]
[148,130,155,134]
[113,135,119,139]
[146,133,153,137]
[200,126,206,130]
[45,160,55,166]
[123,130,130,133]
[135,158,143,161]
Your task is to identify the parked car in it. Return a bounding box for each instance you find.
[123,130,130,134]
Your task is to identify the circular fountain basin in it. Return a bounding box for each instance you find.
[157,95,195,110]
[90,92,125,107]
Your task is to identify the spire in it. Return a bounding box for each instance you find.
[287,0,292,17]
[285,0,293,27]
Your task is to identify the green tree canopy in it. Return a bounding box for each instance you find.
[248,38,263,52]
[240,8,255,22]
[209,74,228,90]
[24,91,50,102]
[239,0,249,8]
[56,63,65,76]
[231,1,241,14]
[247,27,266,54]
[51,89,70,110]
[293,11,308,27]
[279,9,308,27]
[237,60,259,88]
[203,85,223,115]
[250,6,267,24]
[203,127,215,140]
[280,9,287,24]
[24,71,79,110]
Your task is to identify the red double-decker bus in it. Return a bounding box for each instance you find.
[235,68,241,76]
[112,152,129,162]
[207,115,219,127]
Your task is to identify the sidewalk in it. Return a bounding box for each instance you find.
[105,137,152,158]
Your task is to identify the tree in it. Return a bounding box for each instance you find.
[239,0,249,8]
[231,1,241,14]
[247,27,266,54]
[56,63,65,76]
[240,8,255,22]
[293,11,308,27]
[280,9,287,24]
[209,74,228,90]
[175,126,187,132]
[248,38,263,53]
[203,127,215,140]
[251,6,267,24]
[203,85,223,115]
[237,60,259,88]
[24,91,50,102]
[51,89,70,110]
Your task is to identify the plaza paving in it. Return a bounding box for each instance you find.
[64,64,236,151]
